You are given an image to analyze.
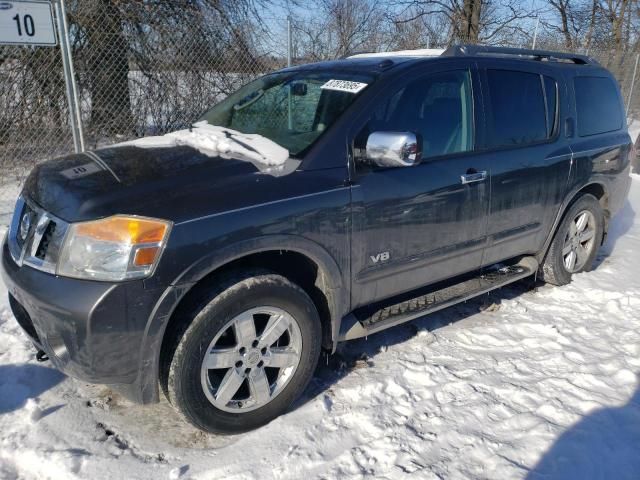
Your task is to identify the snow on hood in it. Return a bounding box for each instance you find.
[118,121,290,167]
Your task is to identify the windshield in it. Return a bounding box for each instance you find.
[201,71,375,157]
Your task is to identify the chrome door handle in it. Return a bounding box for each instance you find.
[460,171,487,184]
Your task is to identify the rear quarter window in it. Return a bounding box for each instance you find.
[574,76,623,137]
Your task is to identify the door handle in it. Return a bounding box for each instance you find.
[460,170,487,184]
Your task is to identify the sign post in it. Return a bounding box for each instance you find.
[0,1,56,46]
[53,0,84,152]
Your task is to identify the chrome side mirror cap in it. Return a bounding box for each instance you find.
[365,131,422,168]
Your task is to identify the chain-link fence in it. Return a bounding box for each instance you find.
[0,4,74,220]
[1,1,639,226]
[69,1,284,149]
[0,0,287,224]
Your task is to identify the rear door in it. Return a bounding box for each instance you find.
[349,62,492,309]
[476,61,573,266]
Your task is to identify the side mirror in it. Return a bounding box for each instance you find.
[365,131,422,168]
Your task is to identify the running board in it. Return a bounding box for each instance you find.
[339,257,538,341]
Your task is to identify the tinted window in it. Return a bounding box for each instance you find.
[574,76,622,136]
[487,70,547,147]
[543,75,558,137]
[363,70,473,159]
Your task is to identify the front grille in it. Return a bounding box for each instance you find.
[35,221,56,260]
[7,196,67,274]
[8,293,40,344]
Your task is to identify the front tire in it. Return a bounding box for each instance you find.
[164,271,322,434]
[541,194,604,286]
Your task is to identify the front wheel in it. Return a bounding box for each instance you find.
[164,272,322,433]
[541,194,604,286]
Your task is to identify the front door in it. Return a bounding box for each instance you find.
[350,65,492,309]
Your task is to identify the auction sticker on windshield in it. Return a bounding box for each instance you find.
[321,79,368,94]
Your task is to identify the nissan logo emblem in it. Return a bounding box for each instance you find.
[0,2,13,10]
[19,212,31,241]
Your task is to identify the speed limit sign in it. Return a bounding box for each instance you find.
[0,1,56,46]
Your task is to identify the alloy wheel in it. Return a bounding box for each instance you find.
[562,210,597,273]
[200,306,303,413]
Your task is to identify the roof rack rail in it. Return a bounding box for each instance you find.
[442,44,599,66]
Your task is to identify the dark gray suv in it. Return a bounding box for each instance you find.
[1,45,632,433]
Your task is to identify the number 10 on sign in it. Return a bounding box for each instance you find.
[0,1,56,46]
[13,12,35,36]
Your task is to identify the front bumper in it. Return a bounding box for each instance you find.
[1,238,169,403]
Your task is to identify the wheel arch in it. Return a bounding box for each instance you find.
[538,180,609,263]
[137,235,348,403]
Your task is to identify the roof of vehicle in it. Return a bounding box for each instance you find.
[283,44,602,76]
[348,48,446,59]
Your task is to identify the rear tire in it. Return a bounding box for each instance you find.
[541,194,604,286]
[163,271,321,434]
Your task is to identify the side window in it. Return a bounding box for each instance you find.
[487,70,558,147]
[574,76,623,137]
[486,69,547,147]
[361,70,474,160]
[487,70,548,147]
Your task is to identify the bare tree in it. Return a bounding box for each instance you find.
[460,0,482,41]
[542,0,602,49]
[546,0,575,48]
[585,0,599,49]
[392,0,535,44]
[294,0,388,60]
[389,8,451,49]
[600,0,633,49]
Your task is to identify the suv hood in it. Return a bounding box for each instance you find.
[23,136,299,223]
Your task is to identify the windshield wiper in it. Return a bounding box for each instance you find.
[221,130,263,158]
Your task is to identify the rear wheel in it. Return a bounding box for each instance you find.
[541,194,604,286]
[164,272,322,433]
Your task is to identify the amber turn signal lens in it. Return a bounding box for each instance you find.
[133,246,161,266]
[74,216,169,244]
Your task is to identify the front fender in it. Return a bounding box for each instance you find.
[174,233,348,346]
[134,234,348,403]
[172,234,344,290]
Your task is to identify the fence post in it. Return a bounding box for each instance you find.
[626,53,639,118]
[54,0,85,153]
[287,15,292,129]
[287,16,292,67]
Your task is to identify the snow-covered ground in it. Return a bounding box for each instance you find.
[1,177,639,480]
[0,183,20,228]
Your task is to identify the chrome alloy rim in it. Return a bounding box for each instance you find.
[562,210,596,273]
[200,306,302,413]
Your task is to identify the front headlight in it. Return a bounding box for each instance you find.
[58,215,171,281]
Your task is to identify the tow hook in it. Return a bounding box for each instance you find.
[35,350,49,362]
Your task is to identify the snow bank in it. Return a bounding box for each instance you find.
[119,121,290,167]
[1,179,640,479]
